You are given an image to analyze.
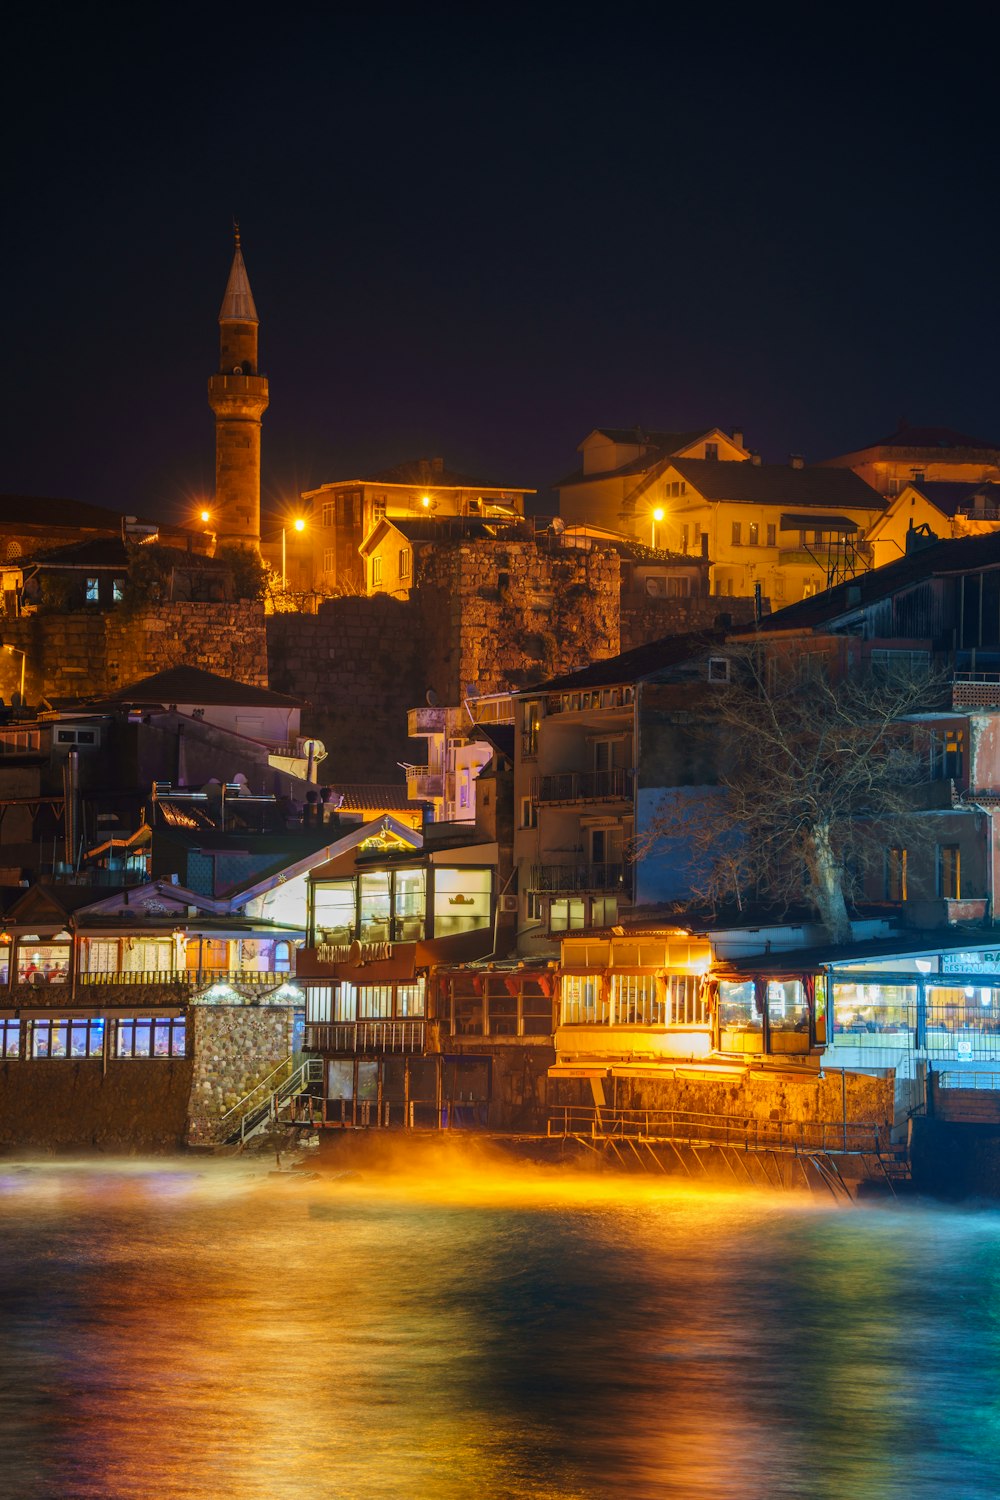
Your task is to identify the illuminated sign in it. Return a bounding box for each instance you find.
[941,951,1000,973]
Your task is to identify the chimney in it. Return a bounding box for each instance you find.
[751,452,762,467]
[732,429,744,449]
[789,454,805,470]
[431,457,444,476]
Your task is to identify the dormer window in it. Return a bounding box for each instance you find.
[705,442,719,460]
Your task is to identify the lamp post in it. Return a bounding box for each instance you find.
[651,507,665,550]
[3,644,26,702]
[282,517,306,591]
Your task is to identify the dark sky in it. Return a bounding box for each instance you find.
[4,10,998,522]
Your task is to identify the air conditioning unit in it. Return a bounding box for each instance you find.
[499,894,519,914]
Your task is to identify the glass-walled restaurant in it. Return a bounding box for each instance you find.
[310,862,493,949]
[0,928,296,989]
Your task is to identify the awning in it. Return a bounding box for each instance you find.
[779,513,859,533]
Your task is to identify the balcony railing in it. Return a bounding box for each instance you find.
[530,862,631,894]
[404,766,444,799]
[76,969,293,991]
[305,1020,426,1053]
[533,769,635,804]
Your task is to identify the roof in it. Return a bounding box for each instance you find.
[326,784,412,812]
[93,666,301,710]
[752,528,1000,634]
[219,232,258,323]
[359,516,533,553]
[474,724,515,761]
[845,422,1000,455]
[527,630,724,693]
[365,458,530,491]
[557,430,709,488]
[779,513,859,532]
[0,495,145,531]
[669,458,884,510]
[715,926,999,977]
[907,480,1000,518]
[19,538,227,571]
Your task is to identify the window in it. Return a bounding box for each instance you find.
[766,524,776,547]
[748,522,759,546]
[392,868,426,941]
[372,497,387,523]
[522,701,541,759]
[334,984,355,1022]
[357,985,392,1019]
[323,548,335,573]
[371,556,383,588]
[526,892,542,921]
[116,1017,186,1058]
[520,796,537,829]
[938,845,961,900]
[85,940,119,974]
[396,982,425,1017]
[885,847,908,902]
[731,522,742,546]
[705,442,719,460]
[611,973,664,1025]
[399,548,411,580]
[112,578,124,602]
[85,577,100,602]
[0,1018,20,1058]
[561,974,606,1024]
[693,523,702,545]
[680,524,689,552]
[707,657,730,683]
[930,728,965,781]
[666,974,707,1025]
[306,986,332,1024]
[359,871,391,940]
[17,944,70,984]
[434,868,491,936]
[322,501,334,527]
[549,898,586,932]
[33,1017,105,1058]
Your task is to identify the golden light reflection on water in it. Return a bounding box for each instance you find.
[0,1146,999,1500]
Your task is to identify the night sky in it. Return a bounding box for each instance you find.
[4,11,998,523]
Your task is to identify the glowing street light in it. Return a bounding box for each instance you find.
[200,509,211,525]
[651,506,665,549]
[282,517,306,590]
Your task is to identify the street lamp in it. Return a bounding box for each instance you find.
[282,517,306,590]
[2,643,26,702]
[199,509,211,525]
[651,507,665,549]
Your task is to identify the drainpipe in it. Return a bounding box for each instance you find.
[63,748,80,871]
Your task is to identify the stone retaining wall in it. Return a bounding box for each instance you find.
[186,1003,297,1145]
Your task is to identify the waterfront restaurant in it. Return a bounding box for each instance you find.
[714,930,1000,1121]
[297,825,499,1125]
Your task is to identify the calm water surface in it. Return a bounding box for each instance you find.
[0,1145,998,1500]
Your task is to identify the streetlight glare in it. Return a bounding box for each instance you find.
[293,517,306,532]
[653,507,665,522]
[200,510,211,524]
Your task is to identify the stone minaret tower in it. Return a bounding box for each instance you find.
[207,225,268,549]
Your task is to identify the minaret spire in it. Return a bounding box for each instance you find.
[207,227,269,550]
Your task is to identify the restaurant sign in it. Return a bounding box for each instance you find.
[941,951,1000,974]
[317,940,393,965]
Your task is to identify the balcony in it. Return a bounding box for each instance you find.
[76,969,293,993]
[533,768,635,805]
[405,765,443,799]
[530,862,632,895]
[305,1020,426,1053]
[407,706,446,736]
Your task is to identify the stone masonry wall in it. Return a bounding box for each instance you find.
[266,596,425,782]
[0,603,267,701]
[620,594,761,653]
[186,1002,297,1146]
[413,540,620,702]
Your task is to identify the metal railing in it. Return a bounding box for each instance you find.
[533,769,635,804]
[305,1020,426,1053]
[76,969,292,990]
[530,862,631,894]
[935,1071,1000,1091]
[548,1104,890,1155]
[225,1057,324,1145]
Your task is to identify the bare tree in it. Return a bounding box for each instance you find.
[637,647,942,942]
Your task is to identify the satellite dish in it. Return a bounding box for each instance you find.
[301,738,327,763]
[551,517,566,535]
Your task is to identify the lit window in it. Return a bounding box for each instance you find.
[748,522,759,546]
[560,973,607,1024]
[399,548,411,580]
[0,1018,19,1058]
[731,522,742,546]
[371,556,383,588]
[112,578,124,602]
[323,548,335,573]
[32,1017,105,1058]
[17,944,70,984]
[85,577,100,602]
[116,1016,186,1058]
[434,867,491,936]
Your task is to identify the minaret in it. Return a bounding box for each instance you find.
[207,224,269,549]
